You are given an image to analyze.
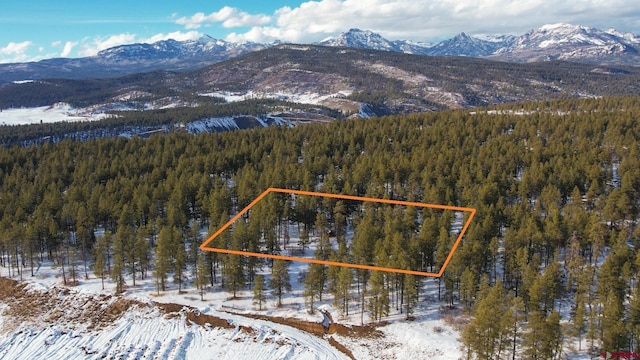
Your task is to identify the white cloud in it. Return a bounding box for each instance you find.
[174,6,271,30]
[70,31,204,58]
[61,41,78,57]
[0,41,32,55]
[143,31,203,44]
[77,33,137,56]
[0,41,33,63]
[179,0,640,44]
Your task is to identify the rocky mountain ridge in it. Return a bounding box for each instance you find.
[320,23,640,64]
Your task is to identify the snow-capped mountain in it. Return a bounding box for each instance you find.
[320,24,640,65]
[97,35,260,62]
[319,28,401,51]
[319,28,432,54]
[0,36,265,82]
[508,23,637,50]
[492,23,640,62]
[425,32,506,57]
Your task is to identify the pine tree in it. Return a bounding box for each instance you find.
[154,226,174,293]
[224,253,245,299]
[174,230,187,292]
[461,280,507,359]
[94,233,108,290]
[111,247,125,293]
[111,228,127,293]
[269,259,291,307]
[334,266,353,316]
[253,275,267,310]
[521,310,563,360]
[367,270,389,323]
[403,274,419,319]
[460,267,477,311]
[572,290,588,351]
[303,263,325,313]
[435,226,451,300]
[224,222,247,298]
[134,229,150,280]
[628,284,640,353]
[195,250,209,301]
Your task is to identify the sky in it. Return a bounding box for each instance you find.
[1,0,640,63]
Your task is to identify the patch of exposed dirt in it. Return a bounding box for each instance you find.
[155,302,253,333]
[220,309,383,359]
[222,310,383,339]
[329,336,356,360]
[0,277,148,332]
[1,277,364,359]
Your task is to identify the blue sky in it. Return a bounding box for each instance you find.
[2,0,640,63]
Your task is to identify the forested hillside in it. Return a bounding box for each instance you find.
[1,96,639,358]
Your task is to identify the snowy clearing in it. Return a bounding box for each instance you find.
[199,90,352,105]
[0,258,463,360]
[0,103,110,125]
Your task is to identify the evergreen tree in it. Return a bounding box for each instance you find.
[521,310,562,360]
[460,267,477,311]
[223,252,245,299]
[269,259,291,307]
[174,230,187,292]
[435,226,451,300]
[461,279,508,359]
[367,270,389,323]
[93,233,108,290]
[154,226,174,293]
[403,274,419,319]
[111,228,127,293]
[195,249,209,301]
[303,263,325,313]
[224,222,247,298]
[253,274,267,310]
[334,266,353,316]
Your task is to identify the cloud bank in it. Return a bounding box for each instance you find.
[174,6,271,30]
[176,0,640,44]
[0,41,33,63]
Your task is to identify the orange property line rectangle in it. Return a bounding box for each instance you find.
[200,187,476,277]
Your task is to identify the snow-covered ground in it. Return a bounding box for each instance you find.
[199,90,353,106]
[0,290,346,360]
[0,257,463,360]
[0,103,110,125]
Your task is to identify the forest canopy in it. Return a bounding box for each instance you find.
[1,96,640,357]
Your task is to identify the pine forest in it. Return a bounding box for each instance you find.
[1,96,640,358]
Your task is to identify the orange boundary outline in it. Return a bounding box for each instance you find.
[200,188,476,277]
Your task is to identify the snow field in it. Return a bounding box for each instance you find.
[0,256,464,359]
[0,103,110,125]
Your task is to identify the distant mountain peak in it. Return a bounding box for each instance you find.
[426,32,505,56]
[319,28,400,51]
[319,28,434,54]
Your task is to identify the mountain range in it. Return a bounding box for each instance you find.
[0,23,639,84]
[0,37,266,82]
[319,24,640,64]
[1,38,640,146]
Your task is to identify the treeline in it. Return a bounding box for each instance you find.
[0,96,639,357]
